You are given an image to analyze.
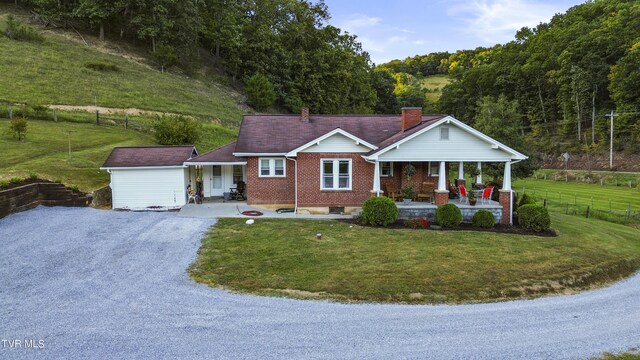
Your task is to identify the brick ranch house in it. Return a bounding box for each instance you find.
[102,107,527,224]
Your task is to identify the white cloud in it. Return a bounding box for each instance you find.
[447,0,564,44]
[334,14,434,64]
[339,14,382,35]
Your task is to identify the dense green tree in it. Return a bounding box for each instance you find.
[153,115,201,145]
[245,73,276,110]
[10,117,28,141]
[370,69,398,114]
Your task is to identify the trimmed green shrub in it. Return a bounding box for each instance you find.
[472,210,496,228]
[518,193,536,208]
[518,204,551,232]
[435,203,462,228]
[361,196,398,226]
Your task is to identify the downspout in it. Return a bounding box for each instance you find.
[286,156,298,213]
[507,159,524,225]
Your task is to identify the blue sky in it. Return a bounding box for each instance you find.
[323,0,586,64]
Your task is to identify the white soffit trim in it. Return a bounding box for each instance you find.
[233,152,287,157]
[285,128,377,157]
[183,162,247,166]
[99,165,187,170]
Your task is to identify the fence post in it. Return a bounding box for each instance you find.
[586,205,590,218]
[543,198,547,208]
[125,114,128,129]
[96,110,100,125]
[8,105,12,120]
[52,109,57,122]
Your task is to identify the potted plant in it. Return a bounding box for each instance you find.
[468,189,477,206]
[401,186,415,204]
[403,163,417,181]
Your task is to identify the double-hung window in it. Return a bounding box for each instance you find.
[259,158,285,177]
[321,159,351,190]
[380,162,393,177]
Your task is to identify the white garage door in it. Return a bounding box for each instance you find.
[110,167,188,209]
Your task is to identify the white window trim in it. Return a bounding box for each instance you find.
[320,159,352,191]
[380,161,393,177]
[428,162,440,176]
[440,127,450,140]
[258,158,286,178]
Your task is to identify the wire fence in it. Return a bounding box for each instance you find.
[518,189,639,226]
[0,102,152,132]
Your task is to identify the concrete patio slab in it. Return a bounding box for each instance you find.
[178,201,354,219]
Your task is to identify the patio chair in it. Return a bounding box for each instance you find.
[459,184,469,204]
[187,184,197,204]
[478,185,495,204]
[384,181,401,201]
[417,181,435,202]
[229,181,246,201]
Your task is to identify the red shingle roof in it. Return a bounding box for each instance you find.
[234,114,446,154]
[102,146,197,168]
[187,142,245,163]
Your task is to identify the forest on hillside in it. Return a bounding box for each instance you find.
[4,0,640,158]
[379,0,640,156]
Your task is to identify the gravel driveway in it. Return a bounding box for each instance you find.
[1,207,639,359]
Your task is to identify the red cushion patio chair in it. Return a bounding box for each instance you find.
[459,184,469,204]
[479,185,495,204]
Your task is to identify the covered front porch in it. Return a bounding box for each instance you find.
[371,160,514,224]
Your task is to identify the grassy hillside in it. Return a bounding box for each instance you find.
[0,5,248,127]
[420,74,450,103]
[0,119,156,191]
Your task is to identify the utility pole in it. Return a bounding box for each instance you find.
[605,111,618,169]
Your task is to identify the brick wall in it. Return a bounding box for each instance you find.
[499,189,512,225]
[382,162,449,197]
[297,153,374,207]
[246,157,295,205]
[247,157,454,207]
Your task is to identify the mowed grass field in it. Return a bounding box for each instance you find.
[0,119,154,191]
[513,178,640,212]
[421,74,451,103]
[190,212,640,304]
[0,6,247,126]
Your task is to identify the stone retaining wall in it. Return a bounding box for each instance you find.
[398,204,502,224]
[0,182,92,219]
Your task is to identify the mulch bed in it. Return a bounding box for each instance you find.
[340,219,558,237]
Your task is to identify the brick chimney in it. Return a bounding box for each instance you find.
[401,107,422,131]
[301,107,309,123]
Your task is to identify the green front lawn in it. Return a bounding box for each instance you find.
[190,212,640,304]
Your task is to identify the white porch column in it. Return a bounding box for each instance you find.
[502,161,512,191]
[438,161,447,191]
[476,162,482,184]
[458,161,464,180]
[373,160,381,196]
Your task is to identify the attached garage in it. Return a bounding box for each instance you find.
[101,146,197,209]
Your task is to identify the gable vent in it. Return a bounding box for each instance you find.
[440,127,449,140]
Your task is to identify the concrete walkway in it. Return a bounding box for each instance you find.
[178,201,354,219]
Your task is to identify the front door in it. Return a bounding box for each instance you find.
[210,166,223,196]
